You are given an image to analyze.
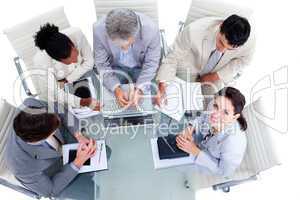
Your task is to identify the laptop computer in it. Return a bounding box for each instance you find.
[101,84,157,127]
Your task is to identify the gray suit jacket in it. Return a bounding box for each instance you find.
[4,99,78,197]
[93,12,161,92]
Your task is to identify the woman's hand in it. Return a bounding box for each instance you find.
[179,126,195,141]
[80,98,102,111]
[74,132,91,145]
[176,134,200,156]
[73,139,97,168]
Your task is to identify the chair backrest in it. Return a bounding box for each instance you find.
[0,99,18,176]
[242,98,280,174]
[0,99,40,198]
[3,7,70,69]
[93,0,159,25]
[185,0,253,26]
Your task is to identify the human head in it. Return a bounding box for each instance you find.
[105,8,138,50]
[34,23,78,64]
[216,14,251,52]
[210,87,247,131]
[13,110,61,143]
[74,86,91,98]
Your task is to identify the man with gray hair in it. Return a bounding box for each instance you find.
[93,8,161,107]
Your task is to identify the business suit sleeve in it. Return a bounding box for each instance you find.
[20,164,78,197]
[194,134,247,177]
[156,27,192,82]
[216,38,256,85]
[135,29,161,92]
[93,26,120,92]
[65,31,94,83]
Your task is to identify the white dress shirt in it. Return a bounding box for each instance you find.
[33,27,94,108]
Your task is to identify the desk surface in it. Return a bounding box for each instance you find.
[80,112,198,200]
[71,77,200,200]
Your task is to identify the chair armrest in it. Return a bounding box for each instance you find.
[13,57,38,97]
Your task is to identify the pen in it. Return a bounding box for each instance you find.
[162,136,176,153]
[98,143,103,164]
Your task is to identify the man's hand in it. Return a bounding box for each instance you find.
[80,98,102,111]
[198,72,220,83]
[73,139,97,168]
[154,81,167,107]
[130,88,143,107]
[176,134,200,156]
[114,86,130,107]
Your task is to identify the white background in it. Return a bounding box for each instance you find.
[0,0,299,199]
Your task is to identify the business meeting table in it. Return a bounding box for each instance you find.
[77,112,200,200]
[62,77,202,200]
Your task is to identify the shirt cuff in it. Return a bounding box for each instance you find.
[112,83,121,92]
[70,162,80,172]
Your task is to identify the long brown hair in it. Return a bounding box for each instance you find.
[216,87,247,131]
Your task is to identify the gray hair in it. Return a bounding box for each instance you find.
[105,8,138,40]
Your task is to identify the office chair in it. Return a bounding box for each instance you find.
[3,7,71,97]
[185,98,280,192]
[0,99,41,199]
[93,0,169,58]
[184,0,253,26]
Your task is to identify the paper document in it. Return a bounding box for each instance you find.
[155,77,203,121]
[150,138,194,169]
[62,140,108,173]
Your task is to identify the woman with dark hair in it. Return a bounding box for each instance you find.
[176,87,247,177]
[33,23,100,110]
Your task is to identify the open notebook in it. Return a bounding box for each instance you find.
[155,77,204,121]
[62,140,108,173]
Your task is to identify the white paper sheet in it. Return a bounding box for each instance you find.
[182,82,203,111]
[154,78,185,121]
[155,77,203,121]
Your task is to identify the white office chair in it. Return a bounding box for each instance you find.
[93,0,169,58]
[0,99,41,199]
[184,0,253,26]
[3,7,71,97]
[177,0,253,34]
[187,98,280,192]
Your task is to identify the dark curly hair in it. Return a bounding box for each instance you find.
[34,23,74,61]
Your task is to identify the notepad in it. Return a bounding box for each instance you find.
[62,140,108,173]
[150,138,195,169]
[154,77,204,121]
